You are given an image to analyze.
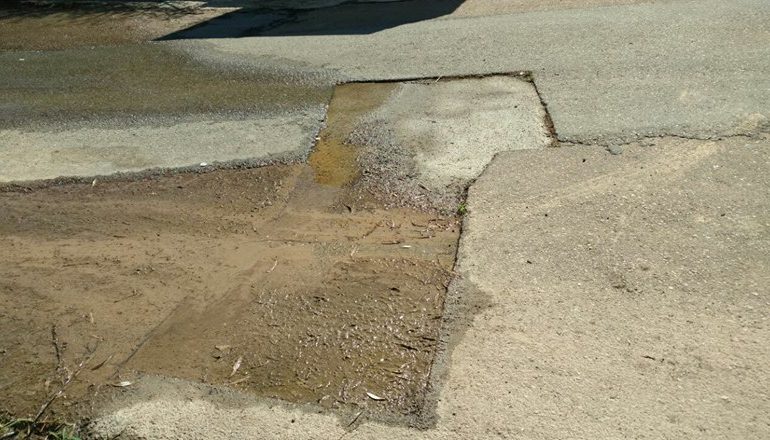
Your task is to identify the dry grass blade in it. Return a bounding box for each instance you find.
[90,354,114,371]
[31,343,98,428]
[347,410,364,427]
[230,356,243,377]
[228,377,249,386]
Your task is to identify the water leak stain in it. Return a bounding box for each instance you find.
[0,44,332,129]
[0,4,229,51]
[309,82,396,186]
[310,138,359,187]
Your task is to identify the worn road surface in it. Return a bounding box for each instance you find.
[2,0,768,182]
[1,0,768,439]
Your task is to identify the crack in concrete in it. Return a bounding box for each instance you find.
[523,73,559,148]
[559,130,770,148]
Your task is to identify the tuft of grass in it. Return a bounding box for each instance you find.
[457,202,468,216]
[50,428,82,440]
[1,416,81,440]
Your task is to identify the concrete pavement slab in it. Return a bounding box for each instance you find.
[0,112,323,182]
[436,136,770,439]
[351,75,551,208]
[452,0,665,17]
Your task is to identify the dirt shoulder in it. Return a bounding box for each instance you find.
[0,163,460,425]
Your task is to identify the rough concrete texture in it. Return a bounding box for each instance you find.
[0,111,323,182]
[184,0,770,144]
[356,76,551,192]
[87,135,770,439]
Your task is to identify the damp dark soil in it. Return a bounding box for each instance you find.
[0,3,228,51]
[0,122,460,426]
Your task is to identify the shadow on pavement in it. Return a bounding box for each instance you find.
[158,0,465,39]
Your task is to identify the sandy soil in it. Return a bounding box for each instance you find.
[0,163,459,421]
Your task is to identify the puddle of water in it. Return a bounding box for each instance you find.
[0,44,331,129]
[309,82,396,186]
[309,138,359,186]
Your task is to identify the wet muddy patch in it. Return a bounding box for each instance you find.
[309,82,397,187]
[0,80,464,424]
[0,2,231,51]
[0,164,459,422]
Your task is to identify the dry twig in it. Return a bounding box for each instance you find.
[50,325,63,375]
[31,343,98,429]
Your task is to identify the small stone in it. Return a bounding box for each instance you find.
[608,145,624,155]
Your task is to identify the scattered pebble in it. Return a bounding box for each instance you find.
[608,145,624,155]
